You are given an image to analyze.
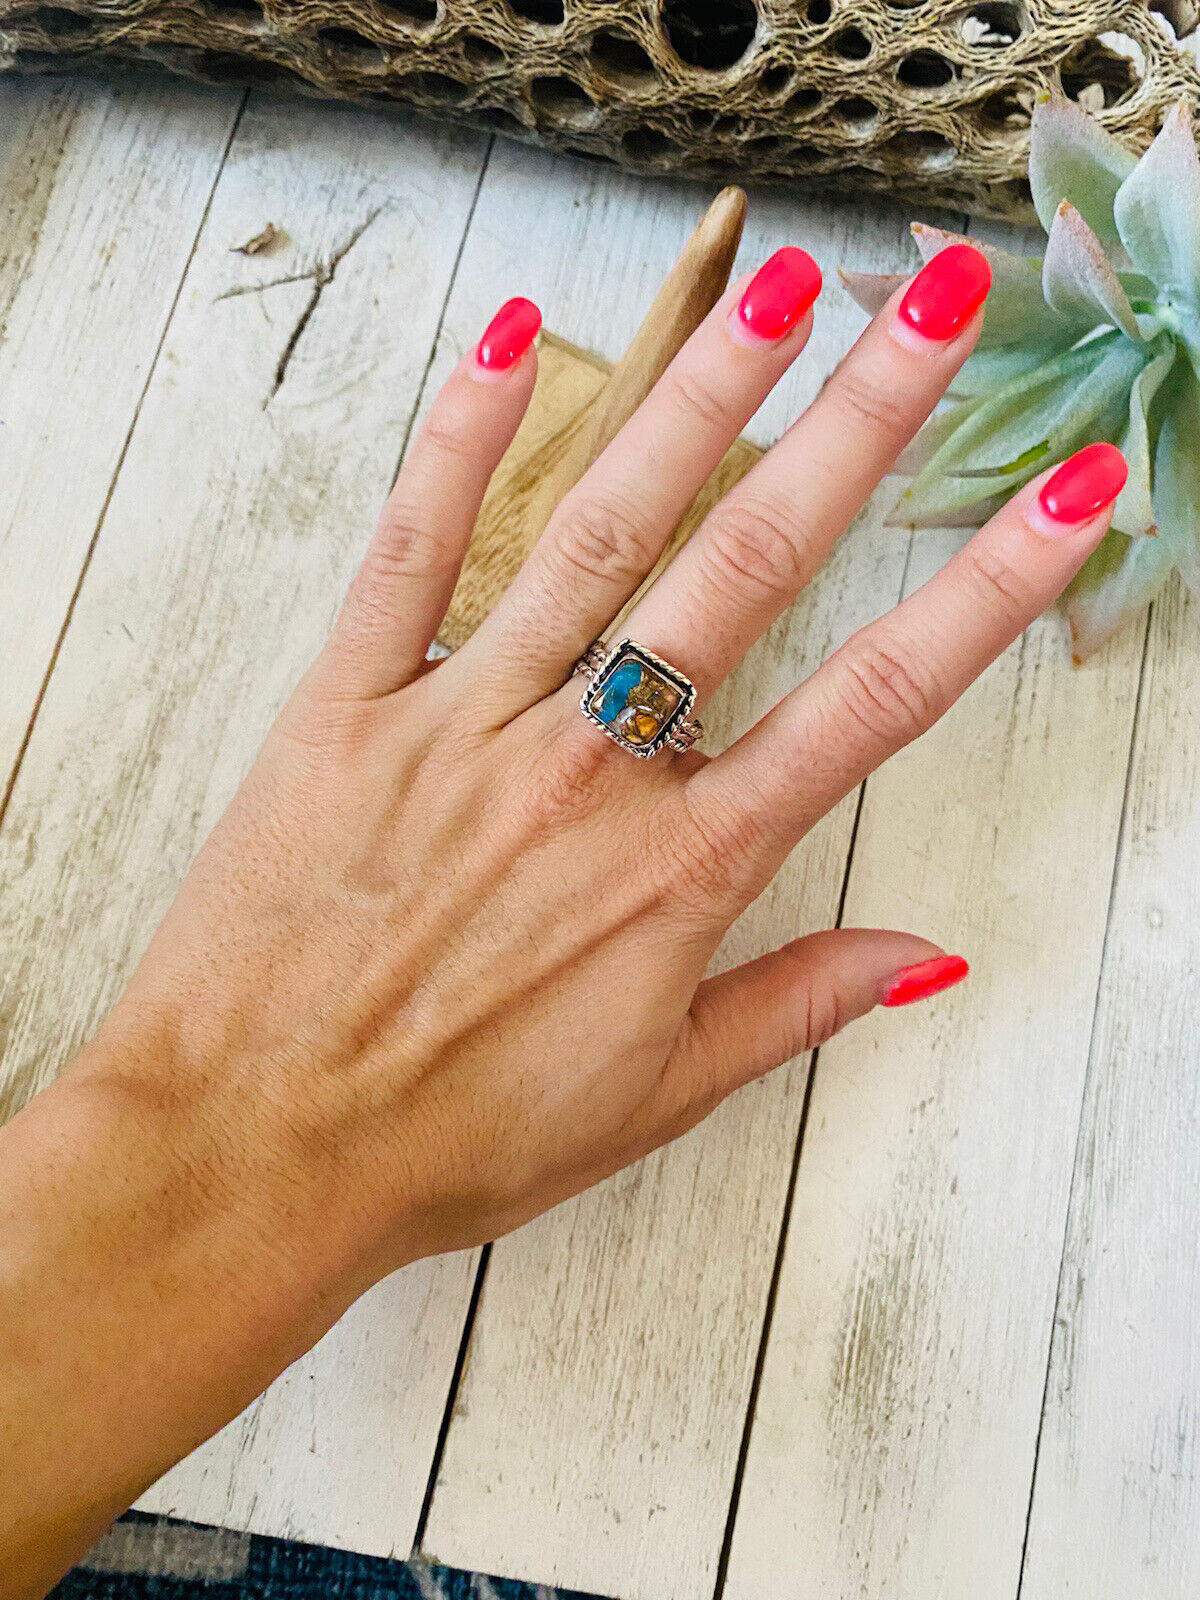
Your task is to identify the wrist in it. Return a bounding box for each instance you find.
[1,1016,400,1591]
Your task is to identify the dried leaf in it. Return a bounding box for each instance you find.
[232,222,281,256]
[1029,97,1137,249]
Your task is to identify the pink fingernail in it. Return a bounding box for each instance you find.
[732,247,823,343]
[881,954,969,1007]
[1037,443,1128,528]
[895,244,992,344]
[474,297,541,372]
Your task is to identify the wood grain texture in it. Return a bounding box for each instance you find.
[0,72,240,790]
[441,330,759,650]
[722,524,1146,1600]
[0,96,488,1554]
[420,142,938,1600]
[1022,577,1200,1598]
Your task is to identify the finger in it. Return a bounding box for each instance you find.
[666,929,966,1111]
[690,442,1128,891]
[619,242,994,702]
[463,249,823,708]
[320,297,540,700]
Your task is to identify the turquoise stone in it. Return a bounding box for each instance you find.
[586,650,685,749]
[594,661,644,725]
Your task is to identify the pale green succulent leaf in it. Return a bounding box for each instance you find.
[1114,102,1200,306]
[895,395,984,475]
[1153,359,1200,593]
[838,268,907,318]
[1110,340,1176,539]
[911,223,1081,348]
[915,333,1134,481]
[1029,97,1138,248]
[1064,529,1176,661]
[1043,202,1142,341]
[951,337,1080,397]
[886,477,1010,528]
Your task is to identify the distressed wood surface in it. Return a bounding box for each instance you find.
[0,73,240,791]
[1021,577,1200,1599]
[722,524,1146,1599]
[0,93,489,1555]
[419,142,943,1600]
[4,76,1200,1600]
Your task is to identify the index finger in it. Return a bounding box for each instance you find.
[688,443,1128,891]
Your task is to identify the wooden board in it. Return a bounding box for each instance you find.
[0,73,241,791]
[721,525,1145,1600]
[1021,576,1200,1598]
[0,93,489,1555]
[4,77,1200,1600]
[418,141,948,1600]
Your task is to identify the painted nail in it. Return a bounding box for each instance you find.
[881,954,970,1008]
[1037,442,1128,526]
[475,297,542,372]
[734,247,823,343]
[896,243,992,343]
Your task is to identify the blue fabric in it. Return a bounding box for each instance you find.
[53,1512,607,1600]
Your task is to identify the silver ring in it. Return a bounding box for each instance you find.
[573,639,703,759]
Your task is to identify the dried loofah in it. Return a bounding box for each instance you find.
[3,0,1200,220]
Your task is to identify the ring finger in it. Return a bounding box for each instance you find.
[618,242,994,703]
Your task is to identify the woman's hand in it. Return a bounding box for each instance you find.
[0,240,1127,1596]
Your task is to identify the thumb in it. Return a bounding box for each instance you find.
[677,928,969,1104]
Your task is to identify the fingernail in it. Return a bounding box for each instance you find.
[733,247,823,343]
[474,297,541,373]
[1037,442,1128,527]
[895,243,992,344]
[881,954,969,1008]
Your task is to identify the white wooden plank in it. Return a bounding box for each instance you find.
[420,142,944,1600]
[1022,576,1200,1598]
[723,525,1146,1599]
[0,73,241,787]
[0,96,489,1555]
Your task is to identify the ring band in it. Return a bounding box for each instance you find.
[574,639,703,758]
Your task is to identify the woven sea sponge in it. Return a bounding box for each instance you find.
[2,0,1198,221]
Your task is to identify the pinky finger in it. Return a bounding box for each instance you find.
[664,928,966,1116]
[320,297,541,700]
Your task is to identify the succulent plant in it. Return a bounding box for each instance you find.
[843,98,1200,661]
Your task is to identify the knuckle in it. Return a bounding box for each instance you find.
[661,790,760,911]
[667,364,737,434]
[958,540,1034,625]
[527,719,618,827]
[697,493,808,602]
[800,975,847,1052]
[366,508,452,584]
[549,492,659,595]
[417,410,477,468]
[836,631,945,745]
[829,363,910,437]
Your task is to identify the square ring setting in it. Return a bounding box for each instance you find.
[579,641,697,759]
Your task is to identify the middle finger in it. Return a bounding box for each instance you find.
[619,242,994,702]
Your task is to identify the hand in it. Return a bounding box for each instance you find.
[112,240,1124,1265]
[0,240,1127,1594]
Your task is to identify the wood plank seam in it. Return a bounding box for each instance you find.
[0,86,250,828]
[1011,603,1156,1597]
[385,135,495,494]
[710,527,918,1600]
